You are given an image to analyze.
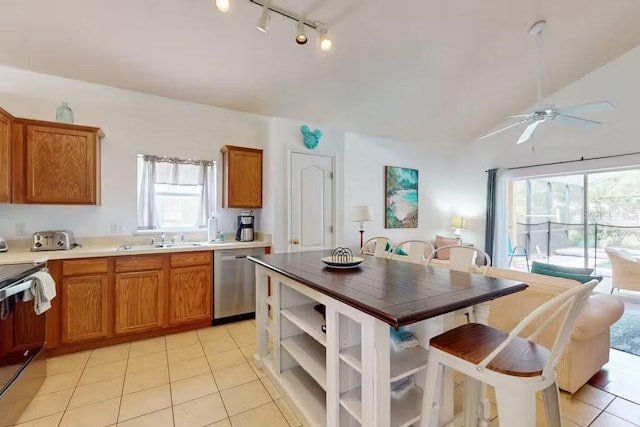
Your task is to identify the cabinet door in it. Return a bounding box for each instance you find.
[24,125,98,204]
[61,274,108,343]
[223,146,263,208]
[169,266,212,325]
[0,110,10,202]
[114,271,163,335]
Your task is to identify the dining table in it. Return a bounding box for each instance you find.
[248,250,527,427]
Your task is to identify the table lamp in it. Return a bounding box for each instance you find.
[451,216,466,240]
[352,205,374,248]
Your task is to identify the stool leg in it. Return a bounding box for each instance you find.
[495,387,536,427]
[420,357,443,427]
[542,382,562,427]
[463,376,482,427]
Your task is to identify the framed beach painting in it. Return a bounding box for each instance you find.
[385,166,418,228]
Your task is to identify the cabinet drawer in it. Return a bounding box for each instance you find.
[62,258,108,276]
[115,255,164,273]
[170,251,212,268]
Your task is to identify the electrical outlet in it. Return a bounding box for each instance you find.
[110,222,122,234]
[15,222,27,236]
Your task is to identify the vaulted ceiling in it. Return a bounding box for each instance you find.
[1,0,640,144]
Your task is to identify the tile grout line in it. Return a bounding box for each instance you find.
[115,343,132,426]
[57,350,92,426]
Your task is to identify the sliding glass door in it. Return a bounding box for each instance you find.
[508,168,640,275]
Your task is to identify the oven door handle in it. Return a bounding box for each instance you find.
[0,280,34,302]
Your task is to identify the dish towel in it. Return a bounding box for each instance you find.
[21,271,57,315]
[390,326,419,350]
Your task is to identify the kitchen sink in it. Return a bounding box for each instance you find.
[117,242,205,251]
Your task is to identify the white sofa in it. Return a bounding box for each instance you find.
[485,267,624,393]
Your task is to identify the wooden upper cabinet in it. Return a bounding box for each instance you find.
[61,274,109,344]
[114,271,163,335]
[0,108,12,203]
[221,145,263,208]
[22,124,101,204]
[169,265,212,325]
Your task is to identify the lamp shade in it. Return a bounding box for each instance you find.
[352,205,374,222]
[450,216,466,230]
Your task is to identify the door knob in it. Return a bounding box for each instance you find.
[292,239,300,245]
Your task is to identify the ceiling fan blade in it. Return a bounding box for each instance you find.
[516,121,541,144]
[505,114,534,119]
[555,114,603,129]
[555,101,614,115]
[479,118,531,140]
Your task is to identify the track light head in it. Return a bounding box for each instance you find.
[215,0,230,13]
[256,3,270,33]
[295,21,307,45]
[319,30,332,51]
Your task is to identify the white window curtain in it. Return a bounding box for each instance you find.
[137,155,214,229]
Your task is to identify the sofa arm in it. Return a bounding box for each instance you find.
[571,294,624,340]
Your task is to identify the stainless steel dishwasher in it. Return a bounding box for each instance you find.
[213,247,265,321]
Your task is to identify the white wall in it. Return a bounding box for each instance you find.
[0,66,270,239]
[343,132,457,251]
[267,117,346,254]
[0,67,458,250]
[451,44,640,251]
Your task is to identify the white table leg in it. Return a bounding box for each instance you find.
[473,302,491,427]
[325,307,340,427]
[362,317,390,427]
[255,266,269,366]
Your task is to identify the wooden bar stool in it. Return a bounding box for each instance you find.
[420,280,598,427]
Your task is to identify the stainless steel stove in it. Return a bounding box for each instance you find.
[0,262,48,422]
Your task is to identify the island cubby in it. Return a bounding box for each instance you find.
[256,270,429,427]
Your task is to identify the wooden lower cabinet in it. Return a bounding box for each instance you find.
[114,270,163,335]
[169,265,212,325]
[61,274,109,344]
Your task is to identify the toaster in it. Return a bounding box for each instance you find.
[31,230,79,251]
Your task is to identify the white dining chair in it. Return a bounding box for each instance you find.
[360,236,394,258]
[388,240,435,264]
[424,244,491,272]
[420,279,598,427]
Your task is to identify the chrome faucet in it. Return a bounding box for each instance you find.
[160,233,166,244]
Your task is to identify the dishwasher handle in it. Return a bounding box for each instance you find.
[220,255,248,261]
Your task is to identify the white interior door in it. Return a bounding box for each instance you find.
[290,152,334,252]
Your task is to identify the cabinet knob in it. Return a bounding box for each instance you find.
[292,239,300,245]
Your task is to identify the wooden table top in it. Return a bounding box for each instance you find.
[248,250,528,329]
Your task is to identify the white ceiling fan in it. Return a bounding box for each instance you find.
[479,20,614,145]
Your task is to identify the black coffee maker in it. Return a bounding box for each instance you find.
[236,212,255,242]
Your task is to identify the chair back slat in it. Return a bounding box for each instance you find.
[360,236,393,258]
[425,245,492,272]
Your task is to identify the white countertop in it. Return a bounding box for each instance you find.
[0,237,270,265]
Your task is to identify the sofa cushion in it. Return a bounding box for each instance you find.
[384,242,408,256]
[531,261,594,275]
[531,262,603,284]
[435,236,459,260]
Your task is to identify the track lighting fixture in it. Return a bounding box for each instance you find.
[214,1,333,52]
[215,0,230,13]
[295,21,307,45]
[319,29,332,51]
[256,2,270,33]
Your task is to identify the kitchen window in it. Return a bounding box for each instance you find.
[136,154,215,231]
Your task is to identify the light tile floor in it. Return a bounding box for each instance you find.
[9,320,302,427]
[8,318,640,426]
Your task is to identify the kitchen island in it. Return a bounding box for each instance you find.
[248,251,527,427]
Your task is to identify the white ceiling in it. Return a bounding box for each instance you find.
[1,0,640,144]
